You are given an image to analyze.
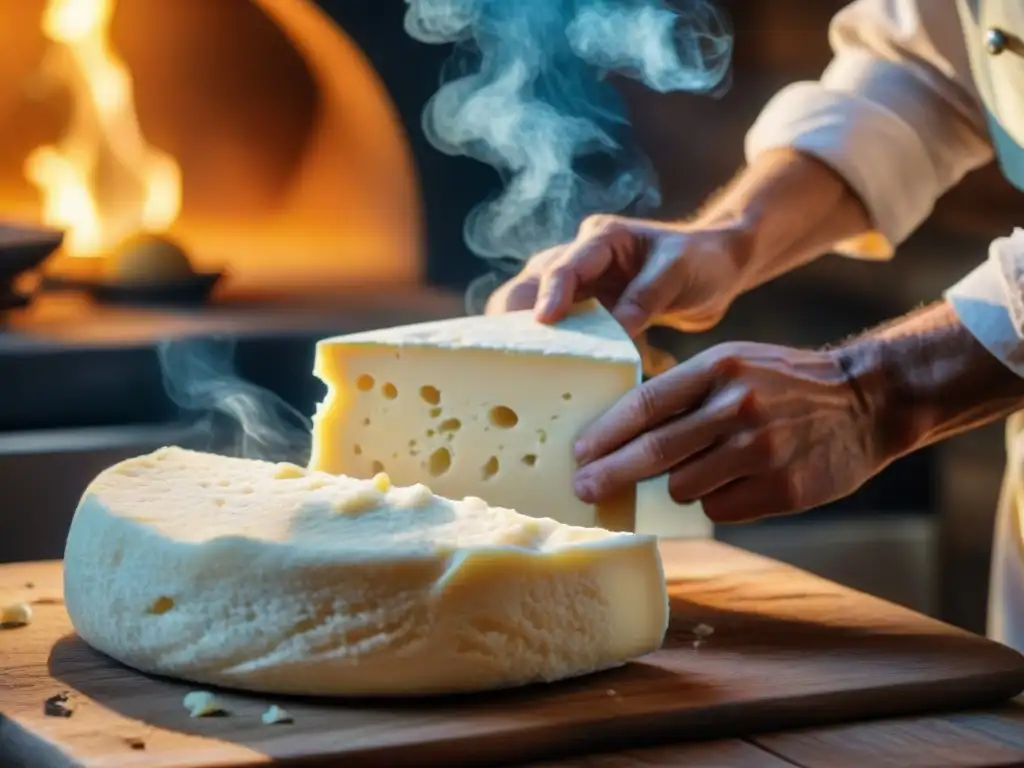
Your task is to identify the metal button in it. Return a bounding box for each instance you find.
[986,27,1009,55]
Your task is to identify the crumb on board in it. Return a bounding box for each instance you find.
[1,601,32,628]
[123,736,146,751]
[261,705,294,725]
[183,691,228,718]
[44,692,74,718]
[693,623,714,638]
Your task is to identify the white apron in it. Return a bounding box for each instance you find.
[957,0,1024,650]
[988,412,1024,650]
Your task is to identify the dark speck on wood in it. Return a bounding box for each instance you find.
[44,692,74,718]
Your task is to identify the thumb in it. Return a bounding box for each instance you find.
[485,277,539,315]
[611,236,684,337]
[533,231,620,324]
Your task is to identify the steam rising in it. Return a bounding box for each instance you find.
[152,4,730,452]
[404,0,731,310]
[157,339,312,465]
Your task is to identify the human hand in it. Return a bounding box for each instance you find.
[571,341,887,523]
[484,214,750,338]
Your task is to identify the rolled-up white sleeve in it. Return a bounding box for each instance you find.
[947,230,1024,379]
[745,0,994,259]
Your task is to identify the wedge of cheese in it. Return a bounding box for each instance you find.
[310,300,642,530]
[63,447,669,697]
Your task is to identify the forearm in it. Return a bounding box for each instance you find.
[693,148,872,295]
[726,0,992,296]
[837,300,1024,462]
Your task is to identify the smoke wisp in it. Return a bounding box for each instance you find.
[151,3,730,454]
[157,338,312,465]
[404,0,732,311]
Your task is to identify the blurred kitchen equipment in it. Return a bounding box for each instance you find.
[0,223,63,311]
[39,234,226,306]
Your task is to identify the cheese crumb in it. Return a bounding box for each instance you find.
[183,691,227,718]
[496,518,543,547]
[371,472,391,492]
[260,705,294,725]
[693,623,714,638]
[331,487,384,514]
[273,463,307,480]
[390,482,433,508]
[1,602,32,628]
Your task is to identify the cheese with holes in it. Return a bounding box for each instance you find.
[63,447,669,696]
[310,300,642,530]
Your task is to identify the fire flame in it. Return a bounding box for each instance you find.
[24,0,181,257]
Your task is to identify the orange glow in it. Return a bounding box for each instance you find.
[23,0,181,258]
[0,0,423,292]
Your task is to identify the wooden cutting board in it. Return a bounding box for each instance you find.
[2,540,1024,768]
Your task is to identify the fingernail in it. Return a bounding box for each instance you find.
[612,306,643,337]
[574,475,596,502]
[534,298,554,322]
[573,440,590,463]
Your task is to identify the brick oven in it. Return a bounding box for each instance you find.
[0,0,500,292]
[0,0,500,562]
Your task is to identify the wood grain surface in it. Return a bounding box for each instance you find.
[529,738,799,767]
[2,540,1024,767]
[527,704,1024,767]
[753,704,1024,768]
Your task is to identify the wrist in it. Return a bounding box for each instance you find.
[829,300,1024,462]
[828,336,921,468]
[693,148,871,294]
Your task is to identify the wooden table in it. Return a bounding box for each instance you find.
[4,541,1024,767]
[532,702,1024,766]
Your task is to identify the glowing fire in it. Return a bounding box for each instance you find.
[24,0,181,257]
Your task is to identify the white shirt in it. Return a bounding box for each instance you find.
[741,0,1024,650]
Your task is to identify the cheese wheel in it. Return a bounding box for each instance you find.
[63,447,669,697]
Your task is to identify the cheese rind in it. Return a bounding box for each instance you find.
[310,300,642,530]
[63,447,669,697]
